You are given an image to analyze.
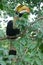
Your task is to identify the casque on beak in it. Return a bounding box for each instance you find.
[19,6,30,13]
[14,4,30,14]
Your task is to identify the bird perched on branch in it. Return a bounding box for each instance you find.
[6,4,30,39]
[6,4,30,55]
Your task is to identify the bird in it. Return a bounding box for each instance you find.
[6,4,30,55]
[6,4,30,39]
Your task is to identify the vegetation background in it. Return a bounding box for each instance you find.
[0,0,43,65]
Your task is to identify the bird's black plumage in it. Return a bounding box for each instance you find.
[9,50,16,55]
[6,20,20,36]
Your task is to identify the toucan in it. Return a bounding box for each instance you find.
[6,4,30,55]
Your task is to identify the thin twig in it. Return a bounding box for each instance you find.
[30,16,43,25]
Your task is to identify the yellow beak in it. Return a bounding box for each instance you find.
[18,6,30,13]
[15,5,30,14]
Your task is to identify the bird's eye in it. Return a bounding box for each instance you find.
[19,13,23,17]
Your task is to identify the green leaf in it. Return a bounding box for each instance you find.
[24,56,32,62]
[0,61,6,65]
[38,50,43,60]
[35,57,42,65]
[30,49,37,57]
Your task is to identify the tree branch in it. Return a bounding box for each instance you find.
[0,16,43,40]
[30,16,43,25]
[0,27,27,40]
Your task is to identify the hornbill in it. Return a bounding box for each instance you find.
[6,4,30,55]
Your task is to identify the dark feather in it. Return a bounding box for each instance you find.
[6,20,20,36]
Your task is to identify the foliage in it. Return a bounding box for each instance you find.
[0,0,43,65]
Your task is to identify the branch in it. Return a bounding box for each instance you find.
[30,16,43,25]
[0,27,27,40]
[0,16,43,40]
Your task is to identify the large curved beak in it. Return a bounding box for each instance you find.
[18,6,30,13]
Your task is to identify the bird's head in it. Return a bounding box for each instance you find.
[15,4,30,17]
